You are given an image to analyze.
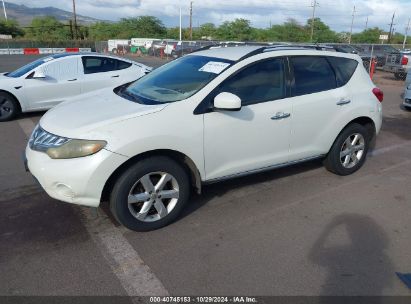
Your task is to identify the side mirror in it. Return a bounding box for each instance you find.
[213,92,241,111]
[32,70,46,79]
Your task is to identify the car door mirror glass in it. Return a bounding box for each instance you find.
[214,92,242,111]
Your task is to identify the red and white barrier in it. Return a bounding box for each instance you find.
[0,47,92,55]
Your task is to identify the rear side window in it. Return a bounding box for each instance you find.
[290,56,336,96]
[82,57,117,74]
[217,58,286,106]
[117,60,132,70]
[327,57,358,87]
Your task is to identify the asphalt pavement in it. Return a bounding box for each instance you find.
[1,55,411,298]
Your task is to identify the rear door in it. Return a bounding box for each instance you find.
[288,56,358,160]
[23,56,81,110]
[79,56,130,94]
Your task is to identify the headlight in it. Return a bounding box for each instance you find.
[29,125,106,159]
[46,139,107,159]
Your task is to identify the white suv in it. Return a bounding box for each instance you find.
[25,46,383,231]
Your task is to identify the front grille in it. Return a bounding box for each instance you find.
[29,125,70,152]
[405,99,411,105]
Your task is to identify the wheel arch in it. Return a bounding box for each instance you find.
[0,89,22,112]
[101,149,202,203]
[329,116,377,154]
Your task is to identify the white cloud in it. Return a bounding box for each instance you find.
[5,0,411,34]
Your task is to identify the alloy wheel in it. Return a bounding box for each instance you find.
[0,97,14,119]
[127,171,180,222]
[340,133,365,169]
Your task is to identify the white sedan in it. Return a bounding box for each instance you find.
[0,53,152,121]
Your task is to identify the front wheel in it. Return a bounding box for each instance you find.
[324,123,370,176]
[110,156,190,231]
[0,92,20,122]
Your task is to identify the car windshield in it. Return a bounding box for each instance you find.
[6,57,51,78]
[123,55,233,104]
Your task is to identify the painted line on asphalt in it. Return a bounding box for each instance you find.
[17,118,36,139]
[369,142,411,157]
[81,208,169,296]
[17,117,169,297]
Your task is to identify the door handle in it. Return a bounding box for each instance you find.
[271,112,291,120]
[111,75,120,78]
[336,98,351,106]
[67,78,77,82]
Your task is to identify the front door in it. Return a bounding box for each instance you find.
[203,58,292,181]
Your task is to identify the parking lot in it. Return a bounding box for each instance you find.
[1,55,411,297]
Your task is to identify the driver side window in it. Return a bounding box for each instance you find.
[217,58,286,106]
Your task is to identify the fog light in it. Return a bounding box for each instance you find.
[54,183,75,198]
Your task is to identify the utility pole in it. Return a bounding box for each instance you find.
[348,5,356,44]
[365,16,368,30]
[189,1,193,40]
[1,0,7,20]
[72,0,78,40]
[179,2,182,41]
[388,12,395,43]
[310,0,319,42]
[403,18,411,49]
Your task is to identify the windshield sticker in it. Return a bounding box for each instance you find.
[199,61,230,74]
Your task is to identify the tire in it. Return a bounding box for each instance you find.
[394,72,406,80]
[171,50,178,58]
[324,123,370,176]
[110,156,190,231]
[112,48,117,54]
[0,92,20,122]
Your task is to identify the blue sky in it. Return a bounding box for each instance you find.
[5,0,411,34]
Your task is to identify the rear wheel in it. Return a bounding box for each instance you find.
[0,92,20,122]
[324,123,370,176]
[110,156,190,231]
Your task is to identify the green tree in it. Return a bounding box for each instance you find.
[89,22,121,40]
[195,23,217,40]
[25,16,71,40]
[118,16,166,38]
[306,18,338,43]
[351,27,384,43]
[216,19,253,41]
[0,19,24,37]
[268,18,309,42]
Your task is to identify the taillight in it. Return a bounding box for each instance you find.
[401,56,408,65]
[372,87,383,102]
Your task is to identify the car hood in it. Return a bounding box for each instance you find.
[40,87,168,138]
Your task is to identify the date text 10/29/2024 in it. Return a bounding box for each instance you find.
[149,297,258,303]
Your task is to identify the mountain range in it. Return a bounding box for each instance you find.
[2,2,101,25]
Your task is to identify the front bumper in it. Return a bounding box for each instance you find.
[25,145,128,207]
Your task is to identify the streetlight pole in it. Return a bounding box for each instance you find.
[403,18,411,49]
[348,5,356,44]
[2,0,7,20]
[310,0,318,42]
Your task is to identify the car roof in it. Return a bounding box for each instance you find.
[44,52,134,63]
[190,45,360,62]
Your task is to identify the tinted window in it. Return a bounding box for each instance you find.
[327,57,358,87]
[216,58,286,106]
[6,58,46,78]
[82,56,118,74]
[290,56,336,96]
[118,60,132,70]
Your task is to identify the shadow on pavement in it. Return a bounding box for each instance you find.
[309,213,393,296]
